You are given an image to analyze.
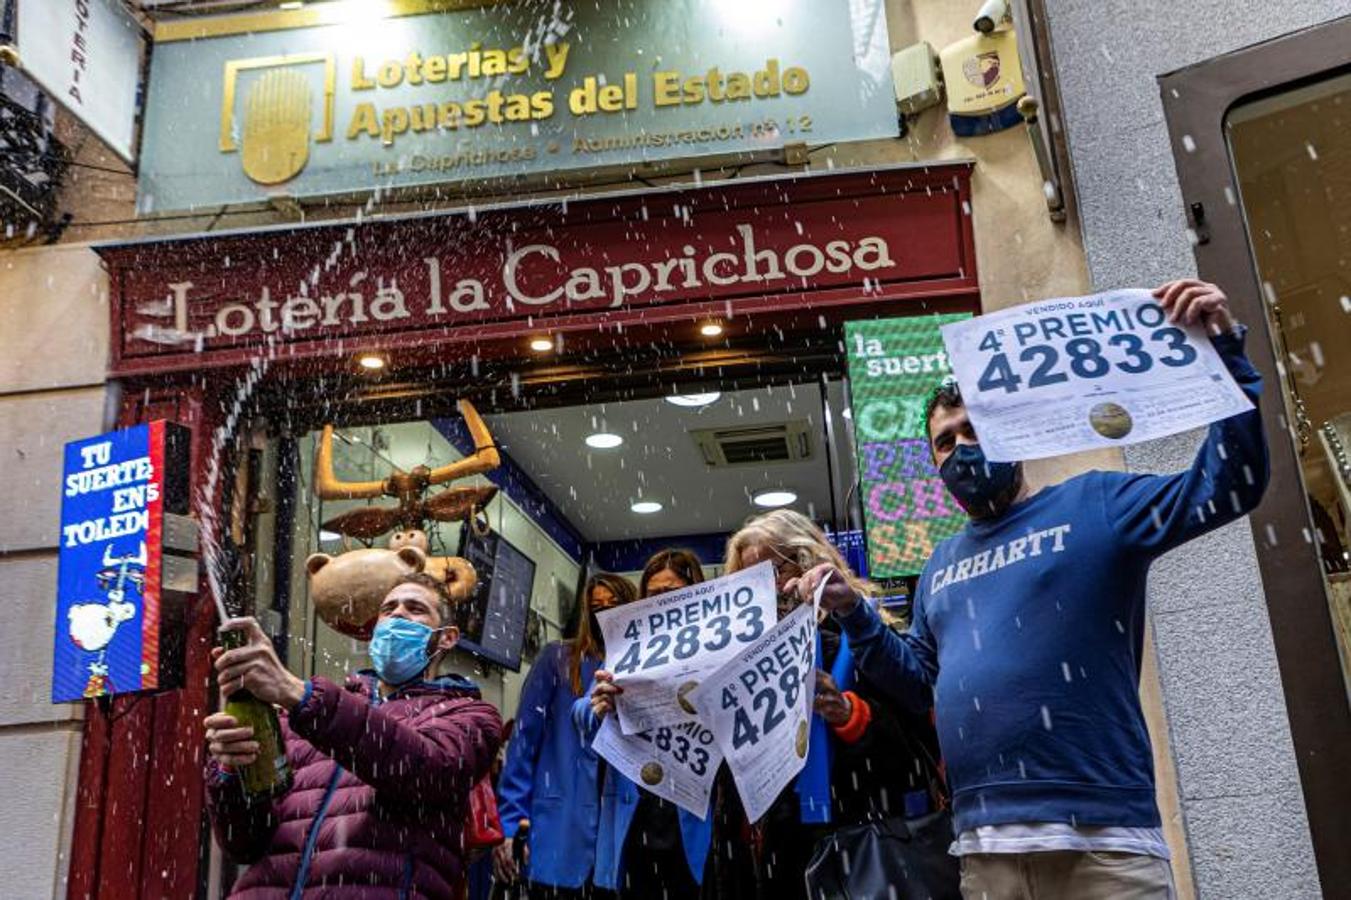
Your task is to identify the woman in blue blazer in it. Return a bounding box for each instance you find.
[572,549,717,898]
[495,572,638,895]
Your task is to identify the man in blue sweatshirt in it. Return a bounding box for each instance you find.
[793,280,1268,899]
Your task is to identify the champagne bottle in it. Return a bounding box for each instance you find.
[219,625,293,799]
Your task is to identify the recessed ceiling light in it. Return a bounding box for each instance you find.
[631,500,663,514]
[699,322,724,337]
[664,392,721,408]
[529,337,554,352]
[356,353,386,371]
[753,489,798,508]
[585,432,624,449]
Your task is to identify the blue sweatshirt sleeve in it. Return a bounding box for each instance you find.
[496,642,564,839]
[834,589,938,716]
[1101,327,1270,555]
[571,678,602,744]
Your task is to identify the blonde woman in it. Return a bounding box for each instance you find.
[724,509,945,896]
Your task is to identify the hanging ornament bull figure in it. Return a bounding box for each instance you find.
[307,399,501,639]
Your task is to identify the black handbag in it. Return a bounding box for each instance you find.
[803,808,961,900]
[804,716,961,900]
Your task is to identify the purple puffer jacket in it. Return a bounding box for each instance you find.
[206,672,502,899]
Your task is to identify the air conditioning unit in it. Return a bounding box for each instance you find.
[691,421,813,468]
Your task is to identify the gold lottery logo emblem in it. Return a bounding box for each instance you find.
[641,762,665,786]
[677,681,699,715]
[795,719,809,758]
[219,53,336,186]
[1089,402,1134,440]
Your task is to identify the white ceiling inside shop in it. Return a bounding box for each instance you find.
[485,381,855,543]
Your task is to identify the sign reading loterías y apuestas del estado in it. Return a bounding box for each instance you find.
[137,0,897,211]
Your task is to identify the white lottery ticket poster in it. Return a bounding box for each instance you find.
[940,289,1253,462]
[690,602,818,823]
[591,716,724,819]
[597,562,777,735]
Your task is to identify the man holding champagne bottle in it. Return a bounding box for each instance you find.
[203,573,502,899]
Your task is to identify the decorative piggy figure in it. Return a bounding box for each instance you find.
[305,545,428,640]
[387,530,478,602]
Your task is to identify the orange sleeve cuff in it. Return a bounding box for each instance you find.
[832,691,871,744]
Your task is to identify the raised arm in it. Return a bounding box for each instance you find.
[288,676,502,810]
[795,563,938,715]
[1104,325,1268,555]
[834,594,939,716]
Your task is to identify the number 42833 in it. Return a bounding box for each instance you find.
[975,328,1198,394]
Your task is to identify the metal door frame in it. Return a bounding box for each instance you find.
[1159,16,1351,893]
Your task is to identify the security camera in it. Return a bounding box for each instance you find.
[973,0,1012,33]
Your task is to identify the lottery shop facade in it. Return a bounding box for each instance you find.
[69,163,980,896]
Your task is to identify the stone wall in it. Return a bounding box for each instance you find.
[0,245,110,898]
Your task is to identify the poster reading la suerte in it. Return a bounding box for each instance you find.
[845,314,972,579]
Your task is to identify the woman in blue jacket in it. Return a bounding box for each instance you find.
[495,571,638,896]
[573,549,718,899]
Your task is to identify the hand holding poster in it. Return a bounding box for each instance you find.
[689,601,818,823]
[591,716,725,818]
[940,289,1253,461]
[597,562,777,735]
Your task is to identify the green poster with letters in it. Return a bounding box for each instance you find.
[845,314,970,578]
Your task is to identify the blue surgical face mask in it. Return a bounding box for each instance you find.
[939,443,1023,520]
[369,617,446,686]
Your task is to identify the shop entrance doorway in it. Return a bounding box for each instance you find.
[73,164,978,899]
[203,367,863,897]
[249,376,857,706]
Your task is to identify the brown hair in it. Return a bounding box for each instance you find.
[724,509,877,600]
[390,572,455,626]
[924,378,964,455]
[639,548,706,597]
[567,572,638,696]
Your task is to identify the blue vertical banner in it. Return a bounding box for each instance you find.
[53,423,167,702]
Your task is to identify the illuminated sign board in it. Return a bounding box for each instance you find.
[53,422,192,702]
[137,0,896,211]
[103,166,978,374]
[846,315,971,579]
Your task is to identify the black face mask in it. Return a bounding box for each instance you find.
[939,443,1023,520]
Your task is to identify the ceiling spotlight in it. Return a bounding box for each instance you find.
[753,489,798,508]
[529,336,554,352]
[356,352,386,371]
[699,322,724,337]
[664,392,721,408]
[631,500,663,514]
[585,432,624,449]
